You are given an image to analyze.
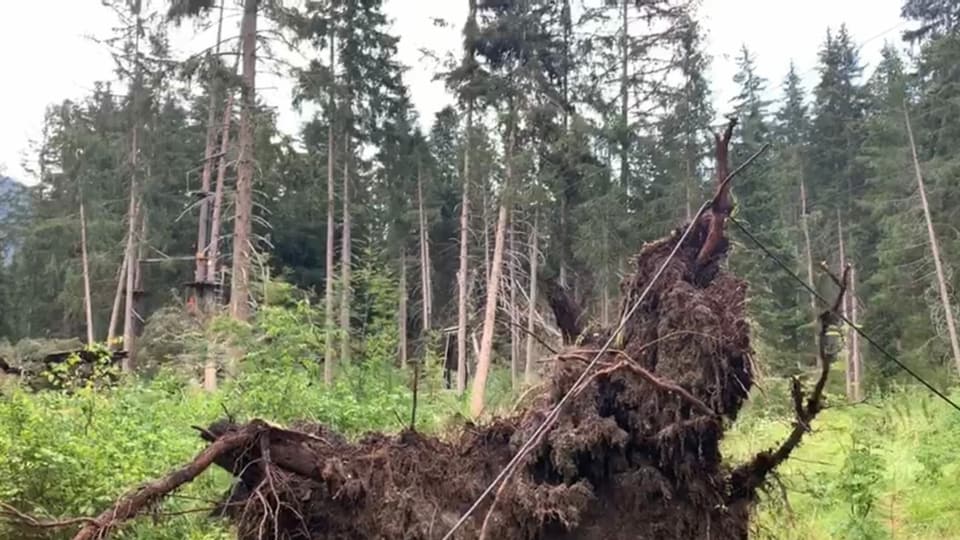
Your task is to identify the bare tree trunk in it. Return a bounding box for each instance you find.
[122,6,143,370]
[457,101,473,394]
[418,159,432,333]
[134,209,147,339]
[399,248,408,367]
[684,158,693,222]
[509,212,519,389]
[206,92,235,282]
[340,136,352,366]
[324,28,337,385]
[619,0,629,189]
[79,198,95,346]
[228,0,258,322]
[524,214,538,385]
[122,187,139,369]
[850,263,862,401]
[799,175,818,362]
[470,125,514,418]
[194,1,227,285]
[202,92,234,392]
[107,254,127,345]
[558,0,571,289]
[602,280,610,327]
[837,211,852,400]
[904,103,960,375]
[483,188,491,286]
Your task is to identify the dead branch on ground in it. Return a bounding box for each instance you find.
[72,421,269,540]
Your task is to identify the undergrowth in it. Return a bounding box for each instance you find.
[2,279,956,540]
[0,282,519,538]
[725,381,960,540]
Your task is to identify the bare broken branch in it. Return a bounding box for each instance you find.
[728,263,850,497]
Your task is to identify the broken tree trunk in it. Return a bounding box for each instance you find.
[904,102,960,376]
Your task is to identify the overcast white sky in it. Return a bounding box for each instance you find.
[1,0,906,183]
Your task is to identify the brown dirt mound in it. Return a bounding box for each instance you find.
[203,214,757,540]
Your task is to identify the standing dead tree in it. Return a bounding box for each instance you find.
[903,102,960,376]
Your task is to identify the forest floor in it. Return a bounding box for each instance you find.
[724,382,960,539]
[1,372,957,539]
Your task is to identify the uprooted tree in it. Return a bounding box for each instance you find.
[11,120,848,540]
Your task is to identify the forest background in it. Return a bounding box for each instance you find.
[1,0,960,538]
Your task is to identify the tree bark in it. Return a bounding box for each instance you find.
[79,198,95,346]
[524,214,539,385]
[324,27,337,385]
[904,103,960,376]
[339,135,352,366]
[228,0,258,322]
[194,1,226,285]
[470,124,514,417]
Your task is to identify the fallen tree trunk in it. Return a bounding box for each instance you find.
[12,119,841,540]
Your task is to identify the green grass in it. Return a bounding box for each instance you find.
[2,356,957,539]
[724,384,960,540]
